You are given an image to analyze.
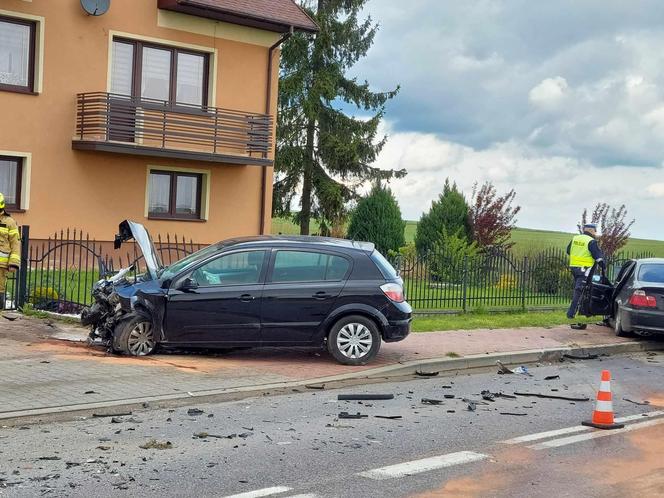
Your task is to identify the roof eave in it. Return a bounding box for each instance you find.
[157,0,319,33]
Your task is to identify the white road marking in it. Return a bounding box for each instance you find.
[501,410,664,445]
[358,451,488,480]
[223,487,293,498]
[528,417,664,450]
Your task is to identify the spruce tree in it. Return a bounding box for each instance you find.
[273,0,405,235]
[414,180,471,255]
[347,184,405,254]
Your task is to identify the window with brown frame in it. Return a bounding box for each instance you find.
[0,156,23,211]
[111,38,210,107]
[0,16,36,94]
[148,170,203,220]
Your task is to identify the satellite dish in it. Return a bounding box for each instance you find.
[80,0,110,16]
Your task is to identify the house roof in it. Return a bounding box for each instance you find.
[157,0,319,33]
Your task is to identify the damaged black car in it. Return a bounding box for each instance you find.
[81,221,412,365]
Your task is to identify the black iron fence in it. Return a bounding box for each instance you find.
[392,246,655,312]
[5,226,203,314]
[3,226,657,314]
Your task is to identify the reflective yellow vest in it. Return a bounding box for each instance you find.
[0,212,21,269]
[569,234,595,268]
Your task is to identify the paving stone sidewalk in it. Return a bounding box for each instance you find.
[0,314,647,415]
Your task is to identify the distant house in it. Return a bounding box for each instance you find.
[0,0,317,244]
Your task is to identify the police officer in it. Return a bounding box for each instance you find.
[566,222,605,328]
[0,193,21,310]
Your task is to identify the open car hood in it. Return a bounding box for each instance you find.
[114,220,164,280]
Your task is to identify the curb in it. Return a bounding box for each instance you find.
[1,340,662,426]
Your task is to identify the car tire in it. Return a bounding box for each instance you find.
[113,314,158,356]
[327,315,381,366]
[613,306,631,337]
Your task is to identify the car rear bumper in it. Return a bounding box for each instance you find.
[623,307,664,333]
[383,318,411,342]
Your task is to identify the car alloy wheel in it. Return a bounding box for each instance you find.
[336,323,373,359]
[127,321,155,356]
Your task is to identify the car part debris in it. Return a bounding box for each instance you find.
[337,394,394,401]
[139,439,173,450]
[443,394,455,399]
[514,392,590,401]
[481,390,495,402]
[92,411,132,418]
[187,408,204,416]
[500,412,528,416]
[421,398,444,405]
[496,360,514,374]
[623,398,650,406]
[305,384,325,390]
[494,392,517,400]
[415,370,439,377]
[544,375,560,380]
[38,456,61,461]
[442,385,453,389]
[84,390,97,395]
[447,410,456,413]
[374,415,402,420]
[467,401,477,412]
[512,366,533,376]
[339,412,368,419]
[564,353,598,360]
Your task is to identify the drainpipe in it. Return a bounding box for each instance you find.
[259,26,294,235]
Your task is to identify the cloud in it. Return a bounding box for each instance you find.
[529,77,569,110]
[375,122,664,239]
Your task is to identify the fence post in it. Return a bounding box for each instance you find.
[520,256,528,311]
[17,225,30,310]
[462,255,468,312]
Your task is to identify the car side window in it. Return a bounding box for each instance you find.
[191,250,266,286]
[271,250,350,283]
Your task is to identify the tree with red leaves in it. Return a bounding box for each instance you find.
[468,181,521,249]
[578,203,635,258]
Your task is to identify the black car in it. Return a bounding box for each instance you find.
[610,258,664,337]
[81,221,412,365]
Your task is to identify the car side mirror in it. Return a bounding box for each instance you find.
[179,277,199,292]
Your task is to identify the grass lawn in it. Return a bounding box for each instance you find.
[412,310,596,332]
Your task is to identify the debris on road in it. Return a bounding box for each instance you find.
[92,411,132,418]
[623,398,651,406]
[564,353,599,360]
[514,392,590,401]
[305,384,325,390]
[374,415,402,420]
[544,375,560,380]
[37,456,61,461]
[500,412,528,416]
[481,390,495,402]
[415,370,439,377]
[338,412,368,419]
[338,394,394,401]
[139,439,173,450]
[187,408,205,416]
[421,398,444,405]
[83,390,97,395]
[443,394,455,399]
[467,401,477,411]
[496,361,533,376]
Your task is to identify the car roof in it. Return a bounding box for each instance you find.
[213,235,376,254]
[635,258,664,264]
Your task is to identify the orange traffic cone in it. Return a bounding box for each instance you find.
[582,370,625,430]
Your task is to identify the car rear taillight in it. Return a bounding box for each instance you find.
[628,290,657,308]
[381,283,404,303]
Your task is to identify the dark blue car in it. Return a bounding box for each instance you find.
[82,221,412,365]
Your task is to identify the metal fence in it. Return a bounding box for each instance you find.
[3,226,657,314]
[5,226,203,314]
[393,246,655,312]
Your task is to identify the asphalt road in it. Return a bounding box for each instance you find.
[1,352,663,498]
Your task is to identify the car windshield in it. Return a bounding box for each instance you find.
[158,244,219,281]
[638,263,664,284]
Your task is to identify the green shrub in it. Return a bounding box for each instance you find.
[429,231,480,284]
[415,179,470,256]
[347,184,405,255]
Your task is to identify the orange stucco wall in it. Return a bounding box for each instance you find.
[0,0,278,243]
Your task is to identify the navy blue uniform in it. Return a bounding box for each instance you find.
[566,234,605,319]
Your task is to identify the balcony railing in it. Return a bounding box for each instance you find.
[72,92,273,165]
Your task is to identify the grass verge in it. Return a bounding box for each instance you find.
[412,310,596,332]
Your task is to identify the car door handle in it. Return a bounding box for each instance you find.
[313,291,332,300]
[239,294,255,302]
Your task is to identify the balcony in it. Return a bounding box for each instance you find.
[71,92,273,166]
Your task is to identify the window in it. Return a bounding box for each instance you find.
[0,156,22,210]
[148,170,202,219]
[111,39,209,106]
[0,16,35,93]
[638,264,664,284]
[272,251,350,283]
[191,251,266,286]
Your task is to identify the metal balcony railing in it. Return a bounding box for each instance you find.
[73,92,273,164]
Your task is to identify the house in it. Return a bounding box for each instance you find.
[0,0,317,245]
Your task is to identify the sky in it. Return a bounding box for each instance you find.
[349,0,664,239]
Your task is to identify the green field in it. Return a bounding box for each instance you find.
[272,217,664,257]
